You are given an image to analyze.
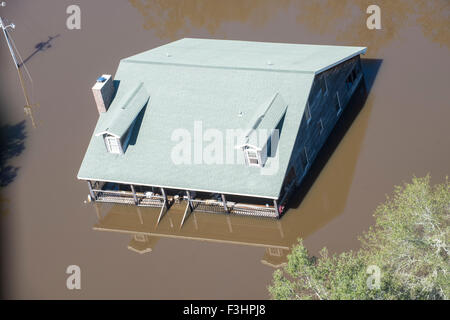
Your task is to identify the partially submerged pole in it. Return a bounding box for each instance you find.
[186,190,193,211]
[87,180,96,201]
[221,194,228,213]
[0,4,36,127]
[273,199,279,218]
[130,184,138,204]
[181,190,193,227]
[157,187,168,225]
[0,15,19,67]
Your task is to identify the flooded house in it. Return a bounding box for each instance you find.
[77,38,366,224]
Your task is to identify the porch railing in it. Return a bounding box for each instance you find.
[189,198,278,218]
[92,188,165,208]
[89,182,279,219]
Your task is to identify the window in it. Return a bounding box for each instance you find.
[134,234,147,242]
[334,92,342,115]
[247,150,257,158]
[305,102,311,124]
[105,135,121,154]
[245,148,260,166]
[320,76,328,95]
[317,119,324,135]
[285,166,296,186]
[268,247,282,257]
[300,147,309,171]
[345,67,359,90]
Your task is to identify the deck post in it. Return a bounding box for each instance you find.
[136,206,144,225]
[221,194,228,213]
[161,187,167,202]
[87,180,96,201]
[273,199,279,218]
[157,201,167,225]
[186,190,193,211]
[193,211,199,230]
[94,203,101,220]
[157,187,168,225]
[277,220,284,238]
[130,184,138,205]
[180,199,191,227]
[226,215,233,233]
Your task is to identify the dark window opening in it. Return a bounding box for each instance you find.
[320,76,328,95]
[345,67,359,90]
[285,166,296,186]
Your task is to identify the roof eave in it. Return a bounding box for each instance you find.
[95,131,121,139]
[314,47,367,75]
[76,175,280,200]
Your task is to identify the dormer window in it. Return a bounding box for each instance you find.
[104,134,122,154]
[94,82,150,155]
[237,93,288,168]
[245,148,261,166]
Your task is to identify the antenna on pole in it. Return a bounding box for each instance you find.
[1,1,37,128]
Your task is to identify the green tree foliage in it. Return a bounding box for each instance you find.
[269,176,449,300]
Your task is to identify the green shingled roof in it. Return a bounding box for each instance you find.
[125,38,366,74]
[244,93,288,150]
[78,38,366,198]
[96,82,149,138]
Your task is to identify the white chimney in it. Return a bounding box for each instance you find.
[92,74,114,114]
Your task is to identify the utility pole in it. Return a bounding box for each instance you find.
[0,1,36,127]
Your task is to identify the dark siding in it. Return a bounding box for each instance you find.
[280,56,364,202]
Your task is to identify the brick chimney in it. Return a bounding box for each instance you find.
[92,74,114,114]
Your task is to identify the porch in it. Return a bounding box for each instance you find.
[86,180,280,225]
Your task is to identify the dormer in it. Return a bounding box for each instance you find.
[103,133,123,154]
[244,147,261,166]
[237,93,288,167]
[95,82,150,154]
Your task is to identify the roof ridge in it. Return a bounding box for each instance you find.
[121,59,316,74]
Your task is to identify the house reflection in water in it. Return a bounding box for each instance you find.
[92,75,373,267]
[128,234,159,255]
[94,202,291,267]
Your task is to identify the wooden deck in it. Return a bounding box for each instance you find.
[88,181,279,223]
[93,192,278,219]
[94,190,165,208]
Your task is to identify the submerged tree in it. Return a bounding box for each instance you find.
[269,176,449,300]
[0,120,27,188]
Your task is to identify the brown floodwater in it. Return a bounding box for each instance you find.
[0,0,448,299]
